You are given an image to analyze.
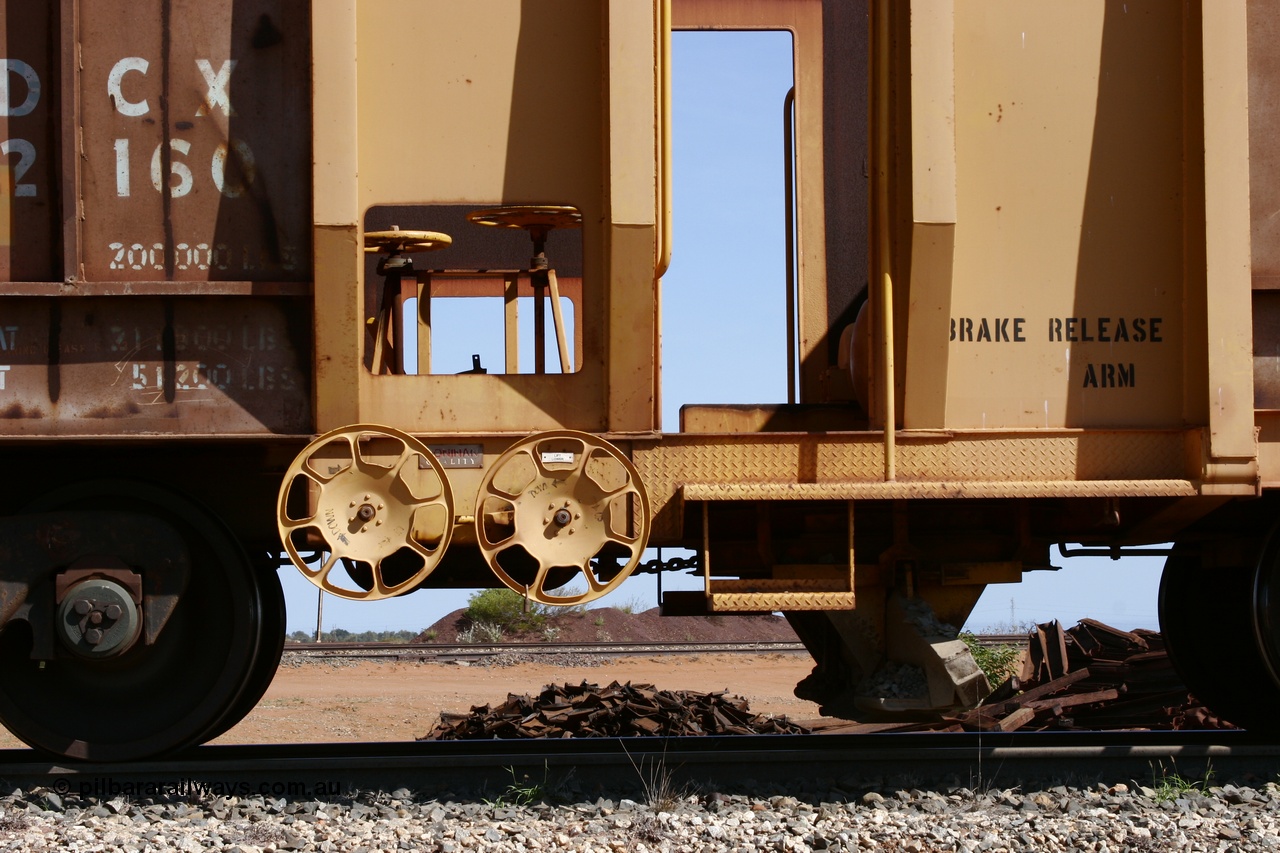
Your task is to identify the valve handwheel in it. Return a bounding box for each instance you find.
[464,205,582,233]
[476,430,650,605]
[363,229,452,254]
[278,425,455,600]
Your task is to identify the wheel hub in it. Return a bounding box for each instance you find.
[57,577,142,658]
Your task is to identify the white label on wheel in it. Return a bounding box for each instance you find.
[541,452,575,464]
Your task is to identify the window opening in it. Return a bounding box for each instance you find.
[362,204,583,376]
[661,30,795,430]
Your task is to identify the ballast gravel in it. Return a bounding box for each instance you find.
[2,778,1280,852]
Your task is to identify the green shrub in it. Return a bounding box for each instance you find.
[463,588,550,634]
[959,631,1022,687]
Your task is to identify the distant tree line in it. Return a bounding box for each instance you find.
[287,628,422,643]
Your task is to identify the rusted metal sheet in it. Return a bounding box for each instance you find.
[78,0,310,283]
[0,296,310,434]
[1254,291,1280,406]
[0,2,58,281]
[1250,0,1280,288]
[421,680,811,740]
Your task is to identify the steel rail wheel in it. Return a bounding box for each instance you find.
[201,560,285,742]
[476,431,650,606]
[0,481,263,761]
[1160,545,1280,732]
[1252,527,1280,732]
[278,425,455,600]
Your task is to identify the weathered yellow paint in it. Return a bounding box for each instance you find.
[1201,0,1257,466]
[311,1,358,228]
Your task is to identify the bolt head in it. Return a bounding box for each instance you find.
[73,599,92,616]
[553,508,572,526]
[358,504,377,521]
[105,604,123,620]
[84,628,104,645]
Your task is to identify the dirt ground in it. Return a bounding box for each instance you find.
[0,652,827,750]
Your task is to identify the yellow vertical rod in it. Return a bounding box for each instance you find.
[875,0,896,482]
[783,87,797,405]
[547,269,573,373]
[504,273,519,374]
[656,0,673,278]
[417,277,432,375]
[846,500,857,602]
[702,500,711,600]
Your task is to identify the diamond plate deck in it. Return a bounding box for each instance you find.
[633,429,1194,539]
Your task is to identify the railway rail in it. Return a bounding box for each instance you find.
[284,640,809,662]
[0,732,1270,799]
[282,635,1026,662]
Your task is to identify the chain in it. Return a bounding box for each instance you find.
[633,553,702,575]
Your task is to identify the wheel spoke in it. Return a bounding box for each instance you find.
[279,514,317,532]
[603,522,642,547]
[309,551,341,586]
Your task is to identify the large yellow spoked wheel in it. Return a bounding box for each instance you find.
[278,425,454,600]
[476,431,650,606]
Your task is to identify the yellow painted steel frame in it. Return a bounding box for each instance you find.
[890,0,1256,494]
[311,2,662,438]
[304,1,1262,605]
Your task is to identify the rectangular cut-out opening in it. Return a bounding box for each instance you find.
[363,204,583,377]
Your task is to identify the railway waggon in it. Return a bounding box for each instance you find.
[0,0,1276,759]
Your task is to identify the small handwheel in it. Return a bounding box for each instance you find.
[476,430,650,605]
[364,229,452,254]
[278,425,455,600]
[466,205,582,232]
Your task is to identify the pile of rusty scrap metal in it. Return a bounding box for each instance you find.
[420,680,812,740]
[946,619,1236,732]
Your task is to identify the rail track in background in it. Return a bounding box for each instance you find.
[284,640,810,662]
[283,635,1028,663]
[0,731,1271,798]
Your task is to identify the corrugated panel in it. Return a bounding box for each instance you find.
[78,0,310,282]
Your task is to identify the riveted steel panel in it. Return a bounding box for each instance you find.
[0,296,310,434]
[0,2,58,281]
[78,0,310,282]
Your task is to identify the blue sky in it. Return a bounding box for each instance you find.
[279,30,1162,637]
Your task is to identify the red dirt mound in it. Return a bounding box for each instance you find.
[416,606,799,645]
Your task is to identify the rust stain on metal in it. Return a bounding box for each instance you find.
[0,3,57,281]
[817,620,1237,734]
[0,296,311,434]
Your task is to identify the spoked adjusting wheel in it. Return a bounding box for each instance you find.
[476,430,650,605]
[278,425,455,599]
